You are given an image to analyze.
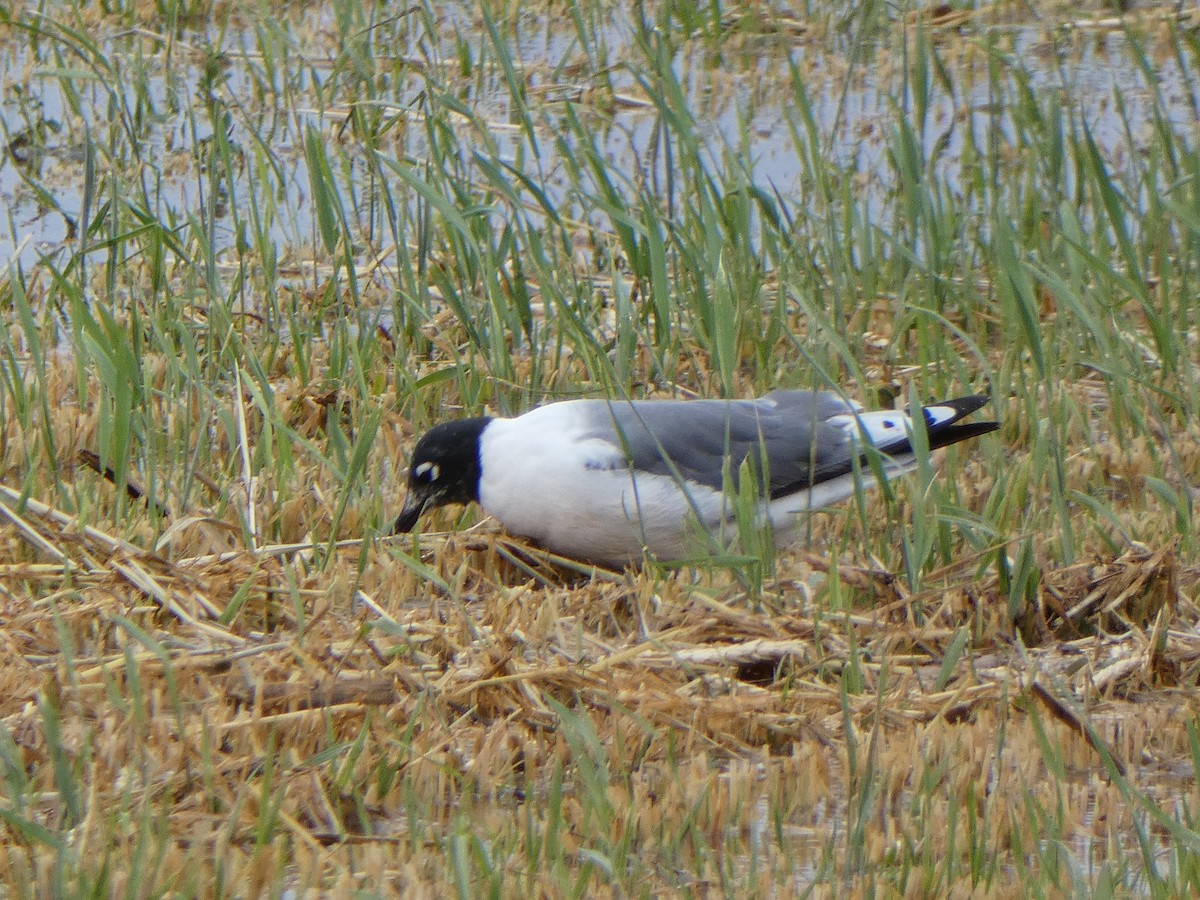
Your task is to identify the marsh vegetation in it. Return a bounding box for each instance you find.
[1,0,1200,894]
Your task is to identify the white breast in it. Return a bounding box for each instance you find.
[476,404,731,565]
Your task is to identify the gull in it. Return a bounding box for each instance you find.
[394,391,997,567]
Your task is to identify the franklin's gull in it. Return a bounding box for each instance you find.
[394,391,997,566]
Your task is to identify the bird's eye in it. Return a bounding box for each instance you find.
[413,461,440,482]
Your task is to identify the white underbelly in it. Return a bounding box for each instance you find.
[479,464,729,565]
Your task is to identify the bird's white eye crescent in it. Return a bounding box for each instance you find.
[414,461,440,481]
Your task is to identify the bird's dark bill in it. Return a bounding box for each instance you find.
[393,492,429,533]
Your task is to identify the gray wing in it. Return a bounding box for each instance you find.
[580,390,862,498]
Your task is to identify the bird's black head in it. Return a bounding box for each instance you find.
[394,417,491,533]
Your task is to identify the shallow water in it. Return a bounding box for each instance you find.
[2,6,1197,273]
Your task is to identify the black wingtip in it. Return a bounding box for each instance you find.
[921,395,992,426]
[921,395,998,451]
[926,419,1000,452]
